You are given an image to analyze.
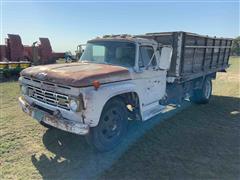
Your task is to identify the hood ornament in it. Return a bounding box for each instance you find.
[37,72,47,80]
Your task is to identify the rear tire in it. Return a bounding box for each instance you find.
[190,78,212,104]
[86,98,128,152]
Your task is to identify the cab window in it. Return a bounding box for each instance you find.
[139,46,156,68]
[92,45,106,63]
[80,41,136,67]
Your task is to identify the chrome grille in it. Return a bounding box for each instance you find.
[28,85,70,110]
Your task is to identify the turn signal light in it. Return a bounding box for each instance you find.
[93,80,100,90]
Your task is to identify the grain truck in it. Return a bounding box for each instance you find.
[18,32,232,151]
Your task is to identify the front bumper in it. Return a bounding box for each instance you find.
[19,96,89,135]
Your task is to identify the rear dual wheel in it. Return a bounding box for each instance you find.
[86,98,128,152]
[190,78,212,104]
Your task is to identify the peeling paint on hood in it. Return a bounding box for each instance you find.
[20,62,131,87]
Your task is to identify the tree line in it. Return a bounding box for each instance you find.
[231,37,240,56]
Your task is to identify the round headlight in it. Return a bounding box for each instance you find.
[69,99,79,112]
[21,86,28,95]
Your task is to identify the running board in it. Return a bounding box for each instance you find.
[142,104,166,121]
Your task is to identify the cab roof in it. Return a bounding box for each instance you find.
[88,34,157,45]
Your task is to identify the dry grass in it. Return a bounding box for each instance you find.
[0,57,239,179]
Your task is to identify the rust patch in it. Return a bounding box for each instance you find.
[21,62,131,87]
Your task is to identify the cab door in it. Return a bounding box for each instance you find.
[134,45,166,107]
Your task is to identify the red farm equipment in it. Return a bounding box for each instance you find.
[0,34,64,79]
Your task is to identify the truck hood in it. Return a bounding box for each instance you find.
[20,62,131,87]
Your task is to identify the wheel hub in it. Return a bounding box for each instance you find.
[101,109,121,139]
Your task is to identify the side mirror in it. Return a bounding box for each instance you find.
[158,46,172,70]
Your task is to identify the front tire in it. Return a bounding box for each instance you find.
[190,78,212,104]
[86,98,128,152]
[40,121,54,129]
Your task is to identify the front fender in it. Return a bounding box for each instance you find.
[83,81,140,127]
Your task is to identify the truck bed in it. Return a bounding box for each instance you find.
[138,32,233,83]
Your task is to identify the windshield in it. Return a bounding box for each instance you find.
[80,41,136,67]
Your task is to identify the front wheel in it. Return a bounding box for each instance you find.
[40,121,54,129]
[190,78,212,104]
[86,98,128,152]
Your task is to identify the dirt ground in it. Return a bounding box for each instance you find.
[0,57,239,179]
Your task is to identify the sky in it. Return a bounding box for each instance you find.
[1,0,239,52]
